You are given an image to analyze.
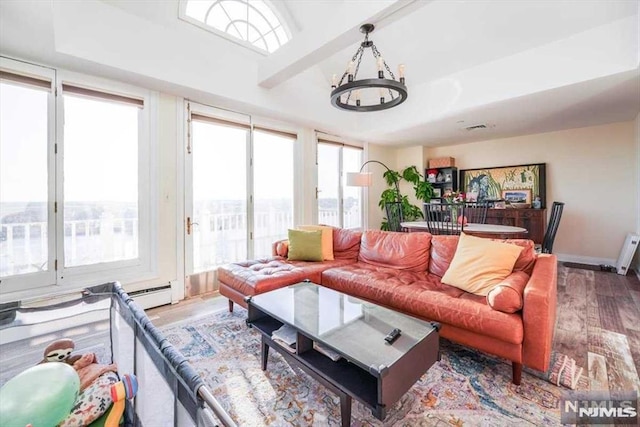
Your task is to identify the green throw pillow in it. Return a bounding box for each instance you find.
[287,229,323,262]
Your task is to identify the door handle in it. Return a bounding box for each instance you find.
[187,217,199,235]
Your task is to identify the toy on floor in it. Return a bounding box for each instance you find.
[104,374,138,427]
[0,363,79,427]
[39,338,82,365]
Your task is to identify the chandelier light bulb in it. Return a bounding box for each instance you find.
[398,64,406,83]
[331,74,337,89]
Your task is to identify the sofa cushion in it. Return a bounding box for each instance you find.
[218,258,355,297]
[358,230,431,272]
[486,270,530,313]
[288,229,323,261]
[323,263,523,344]
[321,263,449,306]
[389,282,524,344]
[331,227,362,260]
[298,225,334,260]
[442,233,524,296]
[428,235,459,277]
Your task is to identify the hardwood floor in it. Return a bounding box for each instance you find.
[147,265,640,390]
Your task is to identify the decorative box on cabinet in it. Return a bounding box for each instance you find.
[485,208,547,244]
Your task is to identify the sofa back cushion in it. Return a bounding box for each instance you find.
[429,235,536,277]
[358,230,432,272]
[332,228,363,260]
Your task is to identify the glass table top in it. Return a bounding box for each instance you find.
[248,282,438,371]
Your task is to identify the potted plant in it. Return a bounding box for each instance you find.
[379,166,434,231]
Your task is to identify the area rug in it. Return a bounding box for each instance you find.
[160,308,566,426]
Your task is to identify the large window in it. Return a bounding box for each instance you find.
[317,141,363,229]
[0,59,154,294]
[63,90,140,267]
[0,72,51,280]
[181,0,290,53]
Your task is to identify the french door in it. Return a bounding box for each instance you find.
[185,102,295,285]
[317,141,363,229]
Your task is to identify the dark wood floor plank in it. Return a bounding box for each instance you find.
[555,327,588,369]
[594,271,615,296]
[597,295,626,334]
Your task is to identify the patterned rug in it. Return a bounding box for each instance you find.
[159,308,579,427]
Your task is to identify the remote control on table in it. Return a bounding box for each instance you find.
[384,328,401,344]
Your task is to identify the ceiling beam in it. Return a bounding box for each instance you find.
[257,0,429,89]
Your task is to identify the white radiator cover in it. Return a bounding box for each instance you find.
[129,285,173,309]
[616,233,640,275]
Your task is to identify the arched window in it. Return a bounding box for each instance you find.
[183,0,290,53]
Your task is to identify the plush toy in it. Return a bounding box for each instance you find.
[104,374,138,427]
[39,338,82,365]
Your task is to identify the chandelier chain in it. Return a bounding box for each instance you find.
[346,44,366,104]
[371,45,397,100]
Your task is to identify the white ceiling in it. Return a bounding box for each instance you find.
[1,0,638,147]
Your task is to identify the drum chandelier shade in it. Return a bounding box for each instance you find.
[330,24,407,112]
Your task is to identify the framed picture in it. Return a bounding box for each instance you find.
[432,188,442,197]
[502,189,531,203]
[460,163,546,208]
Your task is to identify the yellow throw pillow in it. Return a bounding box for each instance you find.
[297,225,334,260]
[441,232,524,296]
[287,229,323,262]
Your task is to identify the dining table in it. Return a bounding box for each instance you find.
[400,221,529,239]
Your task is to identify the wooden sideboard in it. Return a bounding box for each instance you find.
[485,208,547,244]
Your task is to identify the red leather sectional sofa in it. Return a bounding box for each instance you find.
[218,228,558,384]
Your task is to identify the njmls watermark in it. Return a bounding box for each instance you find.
[561,391,638,425]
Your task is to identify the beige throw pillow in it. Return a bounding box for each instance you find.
[441,232,524,296]
[298,225,334,260]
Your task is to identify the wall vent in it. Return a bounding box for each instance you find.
[465,124,487,131]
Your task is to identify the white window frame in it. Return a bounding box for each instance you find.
[0,57,158,301]
[55,70,158,288]
[178,0,292,55]
[0,57,57,293]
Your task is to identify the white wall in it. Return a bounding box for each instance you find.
[425,121,639,264]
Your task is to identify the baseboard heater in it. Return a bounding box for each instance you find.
[128,284,172,310]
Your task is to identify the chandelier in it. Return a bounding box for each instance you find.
[330,24,407,112]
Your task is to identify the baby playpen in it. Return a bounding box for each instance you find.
[0,281,235,427]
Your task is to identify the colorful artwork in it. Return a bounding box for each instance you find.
[460,163,546,208]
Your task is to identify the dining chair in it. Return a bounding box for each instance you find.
[385,201,405,232]
[424,203,464,235]
[464,201,489,224]
[538,201,565,254]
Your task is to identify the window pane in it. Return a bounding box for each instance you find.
[317,144,340,227]
[253,130,294,258]
[192,121,247,271]
[186,0,215,21]
[63,95,139,267]
[0,83,49,277]
[343,147,362,229]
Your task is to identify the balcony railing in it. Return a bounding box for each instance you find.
[1,208,361,277]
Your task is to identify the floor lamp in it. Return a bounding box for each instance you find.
[346,160,404,231]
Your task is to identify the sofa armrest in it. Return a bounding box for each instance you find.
[271,239,289,257]
[522,254,557,372]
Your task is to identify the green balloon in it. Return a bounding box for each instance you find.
[0,363,79,427]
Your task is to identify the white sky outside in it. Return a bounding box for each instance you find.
[1,83,48,204]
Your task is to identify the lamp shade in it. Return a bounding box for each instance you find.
[346,172,373,187]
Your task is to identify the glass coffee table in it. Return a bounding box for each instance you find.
[246,281,440,426]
